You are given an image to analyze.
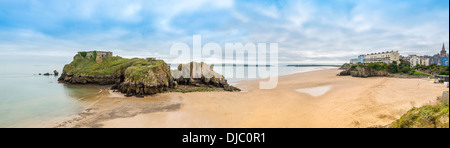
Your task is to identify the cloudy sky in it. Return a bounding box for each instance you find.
[0,0,448,64]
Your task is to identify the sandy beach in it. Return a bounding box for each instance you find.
[53,69,448,128]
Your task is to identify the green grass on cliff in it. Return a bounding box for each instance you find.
[408,71,430,76]
[63,55,166,76]
[124,60,169,84]
[391,99,449,128]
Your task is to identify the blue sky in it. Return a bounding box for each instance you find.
[0,0,448,64]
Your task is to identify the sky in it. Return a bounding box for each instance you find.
[0,0,449,65]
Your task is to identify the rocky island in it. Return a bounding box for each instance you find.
[58,51,240,97]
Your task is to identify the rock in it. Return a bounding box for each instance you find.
[339,65,388,78]
[172,62,240,91]
[115,60,175,97]
[338,69,351,76]
[43,73,50,76]
[443,91,449,100]
[53,70,59,76]
[59,52,241,97]
[224,85,241,92]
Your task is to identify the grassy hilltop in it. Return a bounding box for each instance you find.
[62,54,166,76]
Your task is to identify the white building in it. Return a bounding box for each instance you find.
[364,51,400,64]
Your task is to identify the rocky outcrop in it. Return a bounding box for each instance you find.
[338,68,352,76]
[59,53,239,97]
[113,61,176,97]
[172,62,241,91]
[58,74,121,85]
[54,70,59,76]
[338,64,388,78]
[350,66,388,78]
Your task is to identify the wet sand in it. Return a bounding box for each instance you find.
[53,69,448,128]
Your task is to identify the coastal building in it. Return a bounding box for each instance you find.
[358,55,365,64]
[429,43,448,66]
[401,55,415,62]
[410,56,429,67]
[364,51,400,64]
[78,51,113,58]
[430,54,443,66]
[422,56,430,66]
[444,57,449,66]
[350,59,359,64]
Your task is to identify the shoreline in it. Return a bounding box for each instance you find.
[50,69,448,128]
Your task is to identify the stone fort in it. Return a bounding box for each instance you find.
[78,51,113,58]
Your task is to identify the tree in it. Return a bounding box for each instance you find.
[388,61,399,73]
[401,67,411,73]
[92,51,98,61]
[80,52,87,58]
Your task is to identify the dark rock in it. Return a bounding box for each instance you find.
[53,70,59,76]
[350,66,388,77]
[338,69,351,76]
[338,64,388,78]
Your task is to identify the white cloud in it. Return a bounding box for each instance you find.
[0,0,448,65]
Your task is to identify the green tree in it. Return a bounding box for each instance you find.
[92,51,98,61]
[401,67,411,73]
[80,52,87,58]
[388,61,399,73]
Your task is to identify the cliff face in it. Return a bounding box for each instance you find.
[350,66,388,77]
[338,64,388,78]
[115,60,176,97]
[59,55,239,97]
[59,55,177,96]
[171,62,240,91]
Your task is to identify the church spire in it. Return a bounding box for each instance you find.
[443,42,446,51]
[441,42,447,57]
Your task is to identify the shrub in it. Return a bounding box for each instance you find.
[80,52,87,58]
[381,63,388,70]
[409,71,430,76]
[340,63,350,69]
[439,66,449,75]
[368,63,380,69]
[401,67,411,73]
[391,99,449,128]
[439,70,449,75]
[92,51,98,61]
[387,61,399,73]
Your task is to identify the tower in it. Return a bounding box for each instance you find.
[441,43,447,57]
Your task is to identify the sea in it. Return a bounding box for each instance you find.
[0,63,337,127]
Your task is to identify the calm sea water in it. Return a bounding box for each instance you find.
[0,64,101,127]
[0,63,336,127]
